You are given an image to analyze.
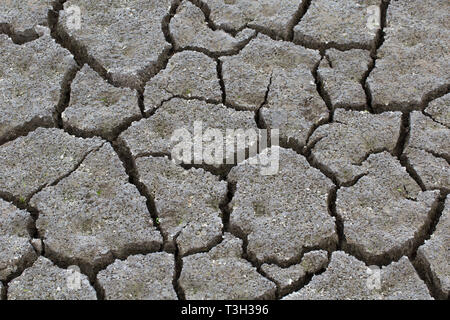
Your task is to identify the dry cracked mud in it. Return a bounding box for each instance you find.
[0,199,37,282]
[367,0,449,111]
[284,251,432,300]
[0,0,53,43]
[228,147,337,266]
[30,143,163,278]
[7,256,97,300]
[293,0,383,50]
[0,0,448,301]
[415,196,449,299]
[96,252,177,300]
[179,233,277,300]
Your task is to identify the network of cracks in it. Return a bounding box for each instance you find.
[0,0,448,300]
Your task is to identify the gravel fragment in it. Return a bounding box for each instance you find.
[293,0,383,50]
[403,112,450,192]
[261,250,328,296]
[0,31,76,143]
[57,0,173,88]
[367,0,450,111]
[97,252,177,300]
[0,0,52,42]
[170,1,255,55]
[7,256,97,300]
[284,251,432,300]
[300,250,330,272]
[30,144,162,277]
[62,65,141,140]
[179,233,276,300]
[424,94,450,127]
[0,128,103,202]
[416,196,450,299]
[135,156,227,256]
[318,49,372,110]
[143,51,222,113]
[119,98,257,169]
[259,66,329,149]
[199,0,305,39]
[336,152,440,264]
[228,147,337,265]
[0,199,37,281]
[221,34,320,111]
[30,239,43,255]
[309,109,401,185]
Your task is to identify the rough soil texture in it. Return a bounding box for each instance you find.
[179,233,277,299]
[96,252,177,300]
[284,251,432,300]
[367,0,449,111]
[293,0,383,50]
[0,31,77,144]
[228,147,337,266]
[7,256,97,300]
[415,197,449,299]
[0,0,448,300]
[0,200,37,282]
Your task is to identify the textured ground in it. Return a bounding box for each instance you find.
[0,0,448,300]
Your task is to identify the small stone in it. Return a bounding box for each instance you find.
[179,233,276,300]
[62,65,141,140]
[7,256,97,300]
[0,199,37,281]
[284,251,432,300]
[97,252,177,300]
[259,66,329,149]
[31,144,162,277]
[404,148,450,192]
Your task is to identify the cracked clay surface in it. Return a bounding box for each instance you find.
[0,0,448,300]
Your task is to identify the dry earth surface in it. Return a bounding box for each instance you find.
[0,0,448,300]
